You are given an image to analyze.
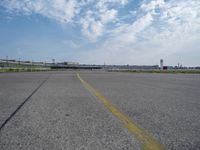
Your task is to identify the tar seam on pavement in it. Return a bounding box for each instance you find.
[0,74,51,131]
[77,73,165,150]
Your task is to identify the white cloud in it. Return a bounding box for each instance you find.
[141,0,165,14]
[107,12,153,46]
[77,0,200,65]
[0,0,80,23]
[79,0,126,41]
[80,11,104,41]
[142,0,200,50]
[96,0,128,9]
[100,9,118,23]
[80,8,118,41]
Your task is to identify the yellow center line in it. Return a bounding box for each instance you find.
[77,73,165,150]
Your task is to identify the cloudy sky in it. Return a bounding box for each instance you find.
[0,0,200,66]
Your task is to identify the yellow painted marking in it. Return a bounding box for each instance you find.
[77,73,165,150]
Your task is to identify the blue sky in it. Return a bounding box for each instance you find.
[0,0,200,66]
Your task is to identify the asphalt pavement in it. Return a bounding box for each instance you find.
[0,71,200,150]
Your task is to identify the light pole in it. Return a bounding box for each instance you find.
[31,60,33,72]
[6,56,8,67]
[52,59,55,65]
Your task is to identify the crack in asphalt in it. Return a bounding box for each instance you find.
[0,74,51,131]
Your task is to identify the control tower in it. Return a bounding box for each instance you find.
[160,59,163,70]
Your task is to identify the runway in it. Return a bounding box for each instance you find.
[0,71,200,150]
